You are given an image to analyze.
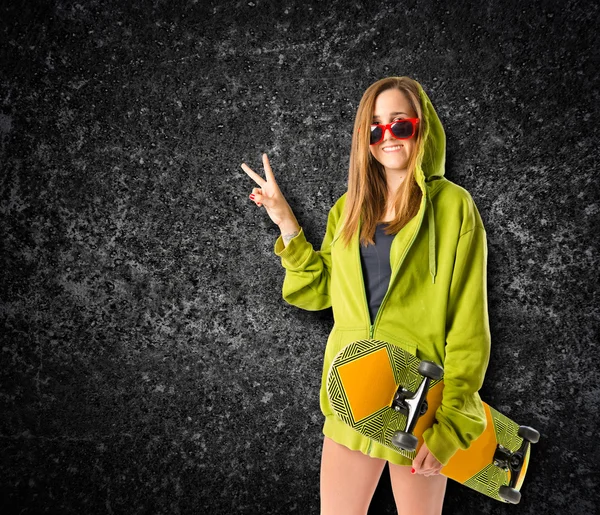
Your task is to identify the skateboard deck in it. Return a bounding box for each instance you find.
[326,339,539,504]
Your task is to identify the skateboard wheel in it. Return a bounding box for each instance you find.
[391,431,418,452]
[498,485,521,504]
[418,360,444,380]
[518,425,540,444]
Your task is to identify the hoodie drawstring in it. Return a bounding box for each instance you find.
[426,189,437,284]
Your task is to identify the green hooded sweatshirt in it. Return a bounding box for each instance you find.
[273,83,491,467]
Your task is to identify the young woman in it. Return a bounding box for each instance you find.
[241,76,491,515]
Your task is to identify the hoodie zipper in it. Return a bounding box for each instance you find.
[357,242,374,337]
[358,193,427,457]
[364,193,428,342]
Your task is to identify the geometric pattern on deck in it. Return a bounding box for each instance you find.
[463,463,508,501]
[460,406,525,501]
[490,406,523,453]
[327,339,441,455]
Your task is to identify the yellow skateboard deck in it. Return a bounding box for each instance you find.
[326,339,539,504]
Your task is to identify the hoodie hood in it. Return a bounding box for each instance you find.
[414,84,447,284]
[415,84,447,185]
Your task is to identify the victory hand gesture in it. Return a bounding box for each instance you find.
[241,153,299,230]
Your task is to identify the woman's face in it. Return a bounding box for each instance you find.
[369,88,418,177]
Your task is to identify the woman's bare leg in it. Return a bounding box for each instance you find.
[320,436,387,515]
[388,463,447,515]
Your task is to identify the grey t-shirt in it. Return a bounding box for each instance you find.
[359,223,395,324]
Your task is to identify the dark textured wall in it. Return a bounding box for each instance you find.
[1,0,598,513]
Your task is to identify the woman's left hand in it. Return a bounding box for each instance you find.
[411,442,443,476]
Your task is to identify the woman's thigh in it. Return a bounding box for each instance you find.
[320,436,387,515]
[388,462,447,515]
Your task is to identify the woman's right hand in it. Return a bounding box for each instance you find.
[241,153,299,230]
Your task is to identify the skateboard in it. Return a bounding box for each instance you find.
[326,339,540,504]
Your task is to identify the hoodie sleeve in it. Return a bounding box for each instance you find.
[423,223,491,466]
[273,205,339,311]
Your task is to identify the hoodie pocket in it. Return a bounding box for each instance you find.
[375,328,419,357]
[325,326,369,363]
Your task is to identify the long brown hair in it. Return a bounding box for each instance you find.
[340,77,426,247]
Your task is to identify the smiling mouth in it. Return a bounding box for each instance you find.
[382,145,403,153]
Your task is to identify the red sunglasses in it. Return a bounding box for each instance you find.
[368,118,419,145]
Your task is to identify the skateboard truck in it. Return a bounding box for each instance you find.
[495,426,540,504]
[390,360,444,452]
[392,380,430,427]
[493,443,525,473]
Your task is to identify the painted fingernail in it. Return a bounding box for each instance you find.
[249,194,255,200]
[411,468,415,474]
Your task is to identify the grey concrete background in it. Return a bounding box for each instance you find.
[1,0,598,513]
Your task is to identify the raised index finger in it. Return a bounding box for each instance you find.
[240,162,266,188]
[262,153,276,183]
